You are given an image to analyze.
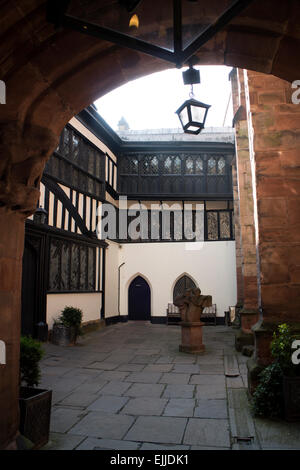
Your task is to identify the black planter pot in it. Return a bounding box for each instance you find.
[283,375,300,422]
[51,324,77,346]
[19,387,52,449]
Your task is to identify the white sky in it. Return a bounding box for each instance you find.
[94,65,233,131]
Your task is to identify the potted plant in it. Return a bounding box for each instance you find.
[19,336,52,449]
[252,323,300,421]
[51,306,83,346]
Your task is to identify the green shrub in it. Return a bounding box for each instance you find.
[252,323,300,418]
[59,306,83,335]
[20,336,45,387]
[271,323,300,377]
[251,362,284,418]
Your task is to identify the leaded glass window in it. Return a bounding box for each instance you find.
[220,212,231,239]
[142,156,159,174]
[217,157,226,175]
[173,275,197,302]
[185,157,194,174]
[174,156,181,174]
[164,156,172,174]
[195,157,203,174]
[48,238,98,292]
[208,157,217,175]
[207,212,218,240]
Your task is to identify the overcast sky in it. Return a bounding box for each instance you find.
[94,65,233,131]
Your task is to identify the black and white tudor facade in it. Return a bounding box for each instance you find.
[21,105,237,339]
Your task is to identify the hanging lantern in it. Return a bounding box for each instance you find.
[176,98,210,135]
[176,64,210,135]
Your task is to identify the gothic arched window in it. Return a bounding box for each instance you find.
[173,275,197,302]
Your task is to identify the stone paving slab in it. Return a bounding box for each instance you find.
[99,381,132,396]
[40,323,300,451]
[183,418,231,447]
[140,443,190,450]
[125,372,163,384]
[125,383,166,398]
[197,364,224,374]
[42,432,86,450]
[195,384,227,400]
[73,380,108,393]
[85,362,119,370]
[76,437,141,450]
[59,390,103,408]
[117,364,145,372]
[173,356,197,364]
[87,395,129,413]
[99,371,129,381]
[156,356,175,364]
[130,355,160,364]
[120,397,168,416]
[124,416,187,444]
[69,412,135,440]
[162,384,195,399]
[226,376,244,388]
[50,407,88,433]
[172,364,201,374]
[143,364,173,373]
[189,374,226,386]
[194,400,228,419]
[163,399,195,417]
[159,373,191,385]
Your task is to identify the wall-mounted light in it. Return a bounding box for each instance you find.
[33,206,48,225]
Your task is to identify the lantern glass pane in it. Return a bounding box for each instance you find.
[190,105,206,124]
[187,125,200,133]
[179,106,189,126]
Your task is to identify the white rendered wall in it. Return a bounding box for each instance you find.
[47,293,102,328]
[118,241,237,319]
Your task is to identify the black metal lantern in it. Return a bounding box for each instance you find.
[176,63,210,134]
[176,98,210,135]
[33,207,48,225]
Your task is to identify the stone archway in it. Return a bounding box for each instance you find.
[1,0,300,449]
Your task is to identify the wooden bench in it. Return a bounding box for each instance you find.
[201,304,217,325]
[166,303,217,325]
[166,303,181,325]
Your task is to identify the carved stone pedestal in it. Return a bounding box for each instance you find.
[179,321,205,354]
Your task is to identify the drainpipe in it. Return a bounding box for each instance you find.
[118,262,125,318]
